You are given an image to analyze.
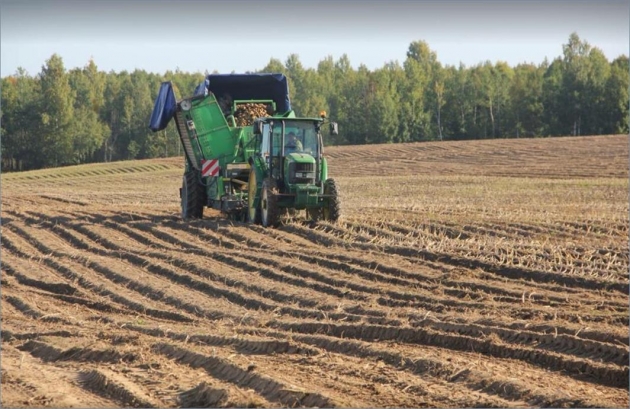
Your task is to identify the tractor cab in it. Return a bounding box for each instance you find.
[254,115,338,189]
[247,113,340,227]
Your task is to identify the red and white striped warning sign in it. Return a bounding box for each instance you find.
[201,159,219,177]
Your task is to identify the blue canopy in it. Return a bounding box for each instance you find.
[148,81,177,132]
[194,73,292,113]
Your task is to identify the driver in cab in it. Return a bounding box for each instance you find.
[285,131,303,152]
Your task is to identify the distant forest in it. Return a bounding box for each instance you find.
[1,32,628,171]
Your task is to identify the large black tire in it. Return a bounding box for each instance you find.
[247,169,261,224]
[322,178,341,222]
[260,178,280,228]
[180,171,205,220]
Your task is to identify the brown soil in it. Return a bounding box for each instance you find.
[1,134,628,408]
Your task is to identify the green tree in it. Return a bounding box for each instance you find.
[542,57,565,136]
[402,40,437,141]
[38,54,75,167]
[510,63,545,137]
[1,68,41,170]
[602,56,630,134]
[67,59,110,164]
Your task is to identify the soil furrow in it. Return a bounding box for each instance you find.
[153,342,338,408]
[244,328,607,408]
[267,320,628,389]
[124,324,321,356]
[2,227,200,323]
[3,294,71,324]
[18,340,138,364]
[283,223,628,294]
[77,369,161,408]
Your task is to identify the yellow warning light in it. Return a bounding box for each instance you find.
[320,111,327,118]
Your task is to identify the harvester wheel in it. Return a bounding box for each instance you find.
[260,178,280,228]
[181,171,205,220]
[247,170,261,224]
[322,178,341,222]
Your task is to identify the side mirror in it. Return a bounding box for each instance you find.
[253,120,263,135]
[330,122,338,135]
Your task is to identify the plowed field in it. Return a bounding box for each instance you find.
[2,134,628,408]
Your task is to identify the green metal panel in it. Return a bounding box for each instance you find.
[190,95,237,167]
[285,152,316,164]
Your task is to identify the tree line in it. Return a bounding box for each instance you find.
[1,32,627,172]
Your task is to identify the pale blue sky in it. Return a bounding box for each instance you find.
[1,0,628,77]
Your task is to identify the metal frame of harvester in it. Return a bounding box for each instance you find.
[149,73,341,227]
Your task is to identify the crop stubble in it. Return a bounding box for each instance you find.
[1,134,628,408]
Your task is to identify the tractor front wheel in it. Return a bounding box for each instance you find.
[181,171,205,220]
[322,178,341,222]
[260,178,280,228]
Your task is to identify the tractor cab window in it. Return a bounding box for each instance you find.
[271,125,283,156]
[284,123,319,156]
[260,123,270,157]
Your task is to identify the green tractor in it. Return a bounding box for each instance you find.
[148,73,342,227]
[248,114,341,227]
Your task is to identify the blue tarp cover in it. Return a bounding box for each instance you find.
[149,74,291,132]
[194,73,291,113]
[149,81,177,132]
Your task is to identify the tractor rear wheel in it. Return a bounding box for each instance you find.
[322,178,341,222]
[260,178,280,227]
[247,170,261,224]
[180,171,205,220]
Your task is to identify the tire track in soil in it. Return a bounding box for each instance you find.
[152,342,348,408]
[68,216,399,324]
[221,223,620,307]
[281,222,629,294]
[115,317,493,408]
[356,218,627,279]
[3,294,73,324]
[2,228,201,324]
[265,320,628,389]
[9,213,376,325]
[1,345,121,409]
[123,324,321,356]
[18,340,138,364]
[51,214,628,360]
[326,219,629,286]
[406,317,629,366]
[1,330,77,343]
[208,224,628,327]
[242,328,606,408]
[77,369,162,408]
[151,223,539,329]
[1,252,163,318]
[3,261,129,316]
[11,206,628,342]
[16,210,366,317]
[147,222,597,326]
[157,211,589,315]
